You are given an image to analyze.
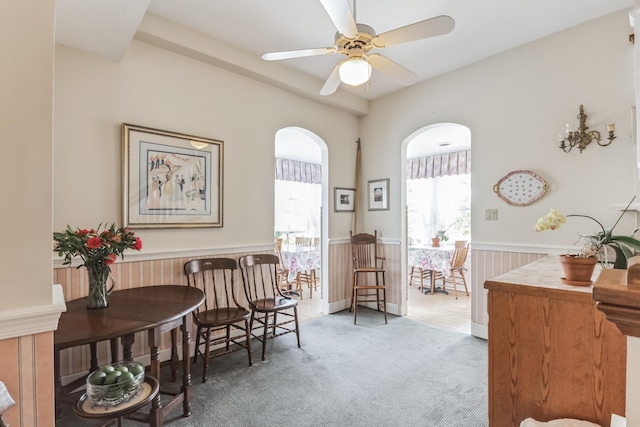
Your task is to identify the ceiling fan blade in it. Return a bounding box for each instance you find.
[367,54,417,86]
[320,61,344,96]
[372,15,455,48]
[262,47,337,61]
[320,0,358,39]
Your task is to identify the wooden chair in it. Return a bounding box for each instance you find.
[275,239,302,298]
[435,245,470,299]
[239,254,301,361]
[295,236,312,246]
[350,230,387,325]
[454,240,468,248]
[408,266,434,292]
[293,236,316,298]
[184,258,252,383]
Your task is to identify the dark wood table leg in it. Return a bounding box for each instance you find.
[171,328,178,382]
[110,338,119,363]
[89,343,99,371]
[181,314,193,417]
[121,334,135,362]
[147,328,163,427]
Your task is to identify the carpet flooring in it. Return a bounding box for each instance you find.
[57,308,488,427]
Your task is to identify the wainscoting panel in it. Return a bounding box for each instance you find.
[326,240,401,310]
[54,243,544,379]
[327,241,352,304]
[0,332,54,427]
[470,249,546,328]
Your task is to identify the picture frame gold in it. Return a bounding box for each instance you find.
[122,123,223,228]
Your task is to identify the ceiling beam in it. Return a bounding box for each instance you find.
[135,13,369,117]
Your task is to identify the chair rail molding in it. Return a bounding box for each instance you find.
[0,285,66,340]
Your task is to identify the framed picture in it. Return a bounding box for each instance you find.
[122,123,223,228]
[334,187,355,212]
[368,178,389,211]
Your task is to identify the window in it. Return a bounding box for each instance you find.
[407,174,470,246]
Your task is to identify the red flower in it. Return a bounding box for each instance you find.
[75,229,89,236]
[133,237,142,251]
[86,237,102,249]
[104,254,117,265]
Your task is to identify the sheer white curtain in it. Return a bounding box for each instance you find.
[274,180,321,239]
[407,174,470,245]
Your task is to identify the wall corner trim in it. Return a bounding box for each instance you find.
[0,285,66,340]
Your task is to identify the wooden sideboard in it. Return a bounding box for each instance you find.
[484,256,626,427]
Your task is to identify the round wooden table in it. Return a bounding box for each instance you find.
[55,285,205,426]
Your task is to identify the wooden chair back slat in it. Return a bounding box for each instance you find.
[350,232,379,269]
[239,254,283,307]
[450,247,469,269]
[184,258,238,315]
[454,240,468,249]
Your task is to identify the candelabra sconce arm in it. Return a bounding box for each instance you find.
[558,105,616,153]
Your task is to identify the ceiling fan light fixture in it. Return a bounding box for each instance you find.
[339,58,371,86]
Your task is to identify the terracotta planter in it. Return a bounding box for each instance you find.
[431,237,440,247]
[559,254,597,286]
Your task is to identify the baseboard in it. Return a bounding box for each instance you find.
[327,299,400,316]
[471,322,487,340]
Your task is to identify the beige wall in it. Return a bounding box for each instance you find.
[0,1,59,425]
[360,9,635,336]
[1,0,54,310]
[53,40,360,249]
[361,10,636,245]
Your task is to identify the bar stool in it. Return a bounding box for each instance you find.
[74,376,159,427]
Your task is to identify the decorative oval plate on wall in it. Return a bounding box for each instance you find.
[493,170,549,206]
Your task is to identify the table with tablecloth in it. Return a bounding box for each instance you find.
[408,245,455,293]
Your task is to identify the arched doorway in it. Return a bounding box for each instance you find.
[274,127,330,319]
[400,123,471,332]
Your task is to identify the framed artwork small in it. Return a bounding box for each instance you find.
[368,178,389,211]
[122,123,223,228]
[334,187,355,212]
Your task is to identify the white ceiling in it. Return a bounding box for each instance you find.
[53,1,631,161]
[55,0,632,102]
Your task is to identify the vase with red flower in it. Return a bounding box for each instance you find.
[86,262,115,308]
[53,224,142,309]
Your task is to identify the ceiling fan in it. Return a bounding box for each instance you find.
[261,0,455,96]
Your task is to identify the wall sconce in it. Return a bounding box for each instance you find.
[558,105,616,153]
[190,141,209,150]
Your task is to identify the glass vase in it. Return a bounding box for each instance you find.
[86,265,112,309]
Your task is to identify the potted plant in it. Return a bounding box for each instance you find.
[432,226,451,247]
[535,198,640,284]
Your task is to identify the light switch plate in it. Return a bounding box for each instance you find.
[485,209,498,221]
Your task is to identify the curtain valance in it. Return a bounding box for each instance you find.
[275,158,321,184]
[407,150,471,180]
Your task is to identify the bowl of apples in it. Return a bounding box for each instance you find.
[86,362,145,406]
